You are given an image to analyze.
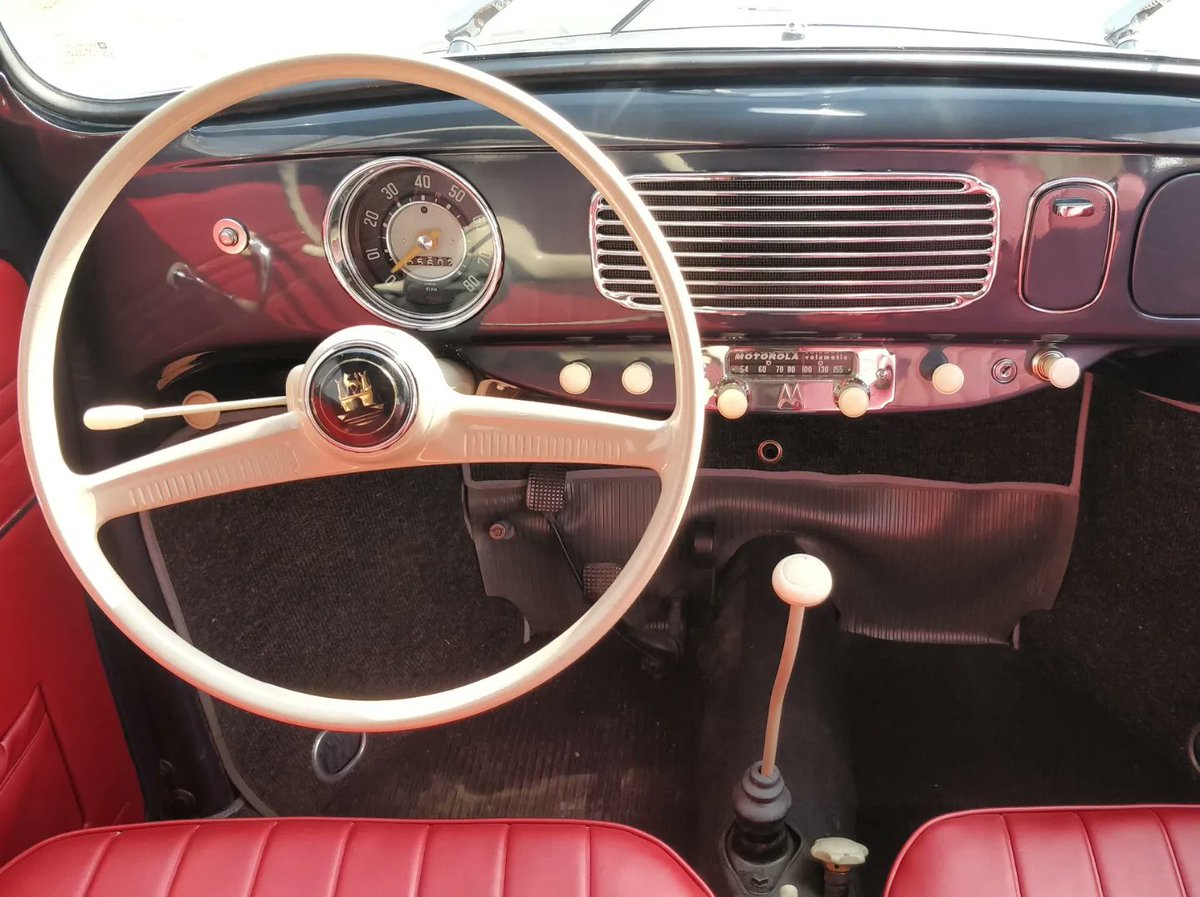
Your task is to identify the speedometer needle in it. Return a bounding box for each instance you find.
[391,229,441,273]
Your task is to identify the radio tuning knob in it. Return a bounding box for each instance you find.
[1030,349,1081,389]
[716,381,750,420]
[835,382,871,419]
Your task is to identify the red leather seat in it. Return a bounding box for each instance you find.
[0,817,712,897]
[886,805,1200,897]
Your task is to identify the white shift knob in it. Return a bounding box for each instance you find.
[931,362,965,396]
[771,554,833,608]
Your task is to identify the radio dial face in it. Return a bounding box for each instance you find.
[726,348,859,381]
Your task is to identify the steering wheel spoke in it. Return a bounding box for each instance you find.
[82,410,338,525]
[427,393,673,471]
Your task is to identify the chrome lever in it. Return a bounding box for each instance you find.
[1052,198,1096,218]
[168,261,258,313]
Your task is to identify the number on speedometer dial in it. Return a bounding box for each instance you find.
[324,157,503,330]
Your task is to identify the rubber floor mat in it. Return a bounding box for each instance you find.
[470,468,1079,643]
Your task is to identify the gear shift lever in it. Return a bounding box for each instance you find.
[729,554,833,867]
[763,555,833,774]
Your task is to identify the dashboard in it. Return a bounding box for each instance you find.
[17,55,1200,428]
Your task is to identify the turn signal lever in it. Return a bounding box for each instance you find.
[729,554,832,866]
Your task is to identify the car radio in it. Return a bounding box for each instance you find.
[703,346,897,418]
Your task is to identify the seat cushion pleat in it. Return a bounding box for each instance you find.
[170,821,278,897]
[416,823,510,897]
[886,812,1021,897]
[1004,811,1103,897]
[589,825,710,897]
[503,823,589,897]
[1083,808,1188,897]
[88,824,200,897]
[0,831,117,897]
[332,821,430,897]
[1159,808,1200,897]
[243,820,359,897]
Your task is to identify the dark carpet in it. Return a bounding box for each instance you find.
[150,466,699,853]
[844,633,1200,896]
[1021,376,1200,780]
[324,638,699,851]
[152,467,525,701]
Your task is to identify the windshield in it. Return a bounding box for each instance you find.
[2,0,1199,102]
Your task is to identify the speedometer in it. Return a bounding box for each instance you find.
[324,157,503,330]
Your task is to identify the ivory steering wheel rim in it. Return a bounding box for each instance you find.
[19,54,704,732]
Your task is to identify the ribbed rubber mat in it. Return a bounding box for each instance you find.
[469,470,1077,644]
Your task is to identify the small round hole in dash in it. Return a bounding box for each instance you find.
[757,440,784,465]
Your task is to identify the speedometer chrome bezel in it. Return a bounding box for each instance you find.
[323,156,504,331]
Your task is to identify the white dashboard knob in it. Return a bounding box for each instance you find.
[1048,356,1081,389]
[715,381,749,420]
[835,383,870,419]
[559,361,592,395]
[1032,350,1081,389]
[771,554,833,608]
[931,362,965,396]
[621,360,654,396]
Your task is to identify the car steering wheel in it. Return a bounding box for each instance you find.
[19,55,704,732]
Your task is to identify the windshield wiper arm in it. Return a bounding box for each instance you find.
[1104,0,1173,49]
[445,0,517,54]
[610,0,660,35]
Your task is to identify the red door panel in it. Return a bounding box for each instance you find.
[0,259,30,523]
[0,260,143,864]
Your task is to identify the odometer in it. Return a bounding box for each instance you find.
[324,157,503,330]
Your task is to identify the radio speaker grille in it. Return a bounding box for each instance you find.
[590,172,999,312]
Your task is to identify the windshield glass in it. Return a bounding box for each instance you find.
[3,0,1199,101]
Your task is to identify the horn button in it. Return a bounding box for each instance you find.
[306,344,416,451]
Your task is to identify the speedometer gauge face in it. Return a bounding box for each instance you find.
[324,158,503,330]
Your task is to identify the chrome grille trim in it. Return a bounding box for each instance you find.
[590,172,1000,312]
